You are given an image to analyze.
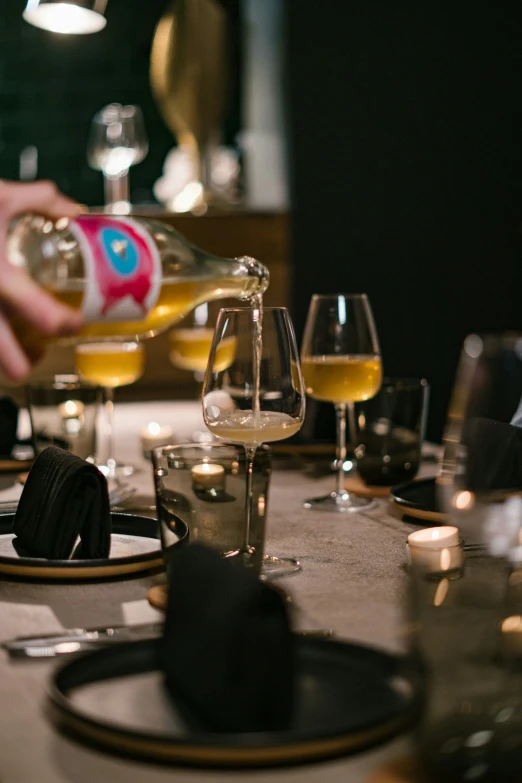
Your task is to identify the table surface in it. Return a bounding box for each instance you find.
[0,401,436,783]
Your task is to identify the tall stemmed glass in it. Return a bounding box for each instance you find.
[301,294,382,512]
[203,307,306,579]
[87,103,148,214]
[75,342,144,479]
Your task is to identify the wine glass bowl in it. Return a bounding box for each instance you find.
[203,308,305,446]
[301,293,382,512]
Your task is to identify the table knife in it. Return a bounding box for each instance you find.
[3,621,163,658]
[3,623,334,659]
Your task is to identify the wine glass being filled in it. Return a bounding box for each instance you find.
[75,342,144,479]
[301,293,382,512]
[203,306,306,579]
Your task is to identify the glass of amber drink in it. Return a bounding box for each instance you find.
[75,342,144,478]
[301,294,382,512]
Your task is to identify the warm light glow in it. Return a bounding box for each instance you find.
[433,578,449,607]
[172,182,204,213]
[439,548,451,571]
[147,422,161,436]
[258,495,266,516]
[59,399,85,419]
[502,615,522,634]
[453,490,474,511]
[23,2,107,34]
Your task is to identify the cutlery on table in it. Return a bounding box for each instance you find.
[4,623,335,659]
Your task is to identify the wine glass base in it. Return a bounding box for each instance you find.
[303,491,377,513]
[260,555,302,581]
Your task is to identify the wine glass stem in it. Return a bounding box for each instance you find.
[105,387,116,472]
[335,402,348,495]
[104,171,130,212]
[243,446,257,553]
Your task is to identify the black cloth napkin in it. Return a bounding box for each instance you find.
[160,543,295,734]
[464,417,522,492]
[13,446,111,560]
[0,397,18,455]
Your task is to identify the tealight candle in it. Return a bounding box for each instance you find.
[140,422,174,458]
[191,462,225,491]
[407,526,463,573]
[58,399,85,419]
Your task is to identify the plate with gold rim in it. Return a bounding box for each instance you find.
[0,512,187,581]
[389,477,447,524]
[49,637,421,768]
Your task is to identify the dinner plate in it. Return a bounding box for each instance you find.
[49,637,421,768]
[0,512,187,581]
[389,477,447,524]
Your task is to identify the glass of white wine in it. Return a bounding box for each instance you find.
[75,342,145,478]
[301,294,382,512]
[169,304,236,382]
[203,306,306,579]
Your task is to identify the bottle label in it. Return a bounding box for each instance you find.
[69,215,162,323]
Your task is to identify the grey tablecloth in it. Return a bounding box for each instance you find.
[0,402,435,783]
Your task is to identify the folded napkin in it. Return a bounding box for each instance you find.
[160,543,295,733]
[0,397,18,455]
[13,446,111,560]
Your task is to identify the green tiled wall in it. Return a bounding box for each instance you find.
[0,0,240,206]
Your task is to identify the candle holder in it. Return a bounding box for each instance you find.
[406,527,464,578]
[152,442,271,575]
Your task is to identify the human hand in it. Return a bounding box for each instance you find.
[0,180,85,381]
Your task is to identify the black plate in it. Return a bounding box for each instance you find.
[390,477,447,524]
[0,512,187,581]
[49,637,421,768]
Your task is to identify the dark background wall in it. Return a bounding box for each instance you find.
[285,0,522,440]
[0,0,241,206]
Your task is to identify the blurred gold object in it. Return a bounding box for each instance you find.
[150,0,227,212]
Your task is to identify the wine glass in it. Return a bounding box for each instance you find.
[75,342,145,479]
[438,332,522,548]
[169,304,218,383]
[203,307,306,579]
[301,294,382,512]
[87,103,148,214]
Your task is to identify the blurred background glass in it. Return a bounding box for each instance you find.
[87,103,148,214]
[27,374,102,460]
[355,377,428,486]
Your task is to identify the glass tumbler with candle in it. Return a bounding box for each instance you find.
[75,341,144,478]
[152,443,271,576]
[409,333,522,782]
[27,375,102,460]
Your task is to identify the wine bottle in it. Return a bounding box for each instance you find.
[7,213,269,343]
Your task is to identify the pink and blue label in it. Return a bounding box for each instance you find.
[69,215,161,323]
